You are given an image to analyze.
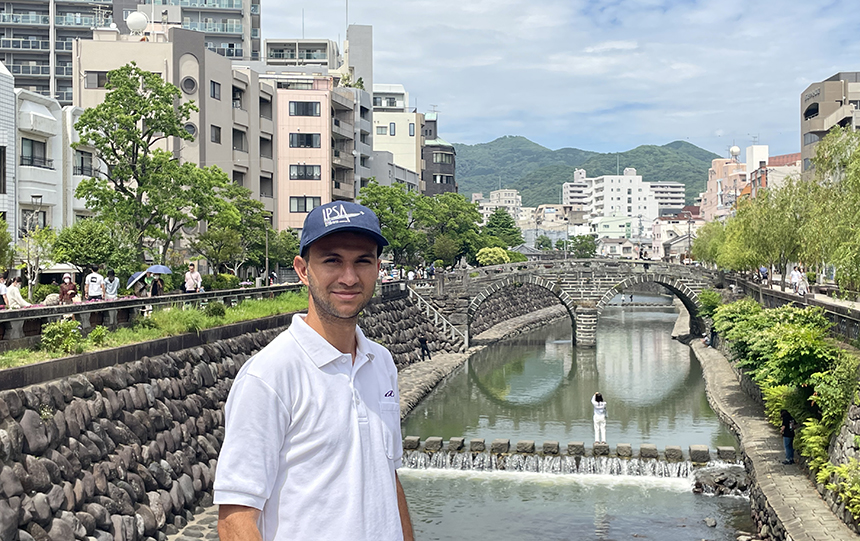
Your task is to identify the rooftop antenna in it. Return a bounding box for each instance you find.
[430,104,438,112]
[750,134,759,145]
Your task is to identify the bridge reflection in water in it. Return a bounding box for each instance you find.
[402,295,737,451]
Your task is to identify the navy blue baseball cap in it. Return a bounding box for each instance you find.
[299,201,389,256]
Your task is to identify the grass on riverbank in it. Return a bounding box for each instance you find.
[0,290,309,370]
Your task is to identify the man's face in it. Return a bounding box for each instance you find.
[189,265,195,272]
[296,232,379,321]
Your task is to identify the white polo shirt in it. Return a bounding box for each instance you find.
[213,315,403,541]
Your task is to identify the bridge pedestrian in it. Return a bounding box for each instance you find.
[215,201,414,541]
[780,409,796,465]
[592,392,607,444]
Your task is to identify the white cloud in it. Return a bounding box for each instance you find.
[261,0,859,155]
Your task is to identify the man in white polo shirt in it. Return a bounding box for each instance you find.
[214,201,413,541]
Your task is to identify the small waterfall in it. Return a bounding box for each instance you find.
[403,450,717,479]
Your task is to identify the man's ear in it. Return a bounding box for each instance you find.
[294,255,310,286]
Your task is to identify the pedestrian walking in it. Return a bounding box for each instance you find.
[104,269,120,300]
[215,201,413,541]
[150,274,164,297]
[84,265,105,301]
[790,266,802,293]
[781,409,796,464]
[592,392,607,444]
[185,263,202,293]
[59,273,76,305]
[419,336,432,361]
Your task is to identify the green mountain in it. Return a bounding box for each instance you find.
[454,137,720,207]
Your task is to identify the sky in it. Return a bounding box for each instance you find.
[262,0,860,158]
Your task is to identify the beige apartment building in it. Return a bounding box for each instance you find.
[700,147,747,222]
[73,26,277,223]
[472,188,522,225]
[263,38,341,69]
[800,72,860,175]
[372,83,424,178]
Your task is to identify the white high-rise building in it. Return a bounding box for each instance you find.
[473,189,521,225]
[563,168,659,229]
[650,181,686,214]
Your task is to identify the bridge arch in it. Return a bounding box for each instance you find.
[467,275,577,345]
[595,273,704,336]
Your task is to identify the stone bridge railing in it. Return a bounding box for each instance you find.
[413,259,721,347]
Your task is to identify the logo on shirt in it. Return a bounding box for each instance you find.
[383,389,394,398]
[323,204,364,227]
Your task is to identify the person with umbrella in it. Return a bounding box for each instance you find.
[145,265,171,297]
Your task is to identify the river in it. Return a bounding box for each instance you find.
[400,294,752,540]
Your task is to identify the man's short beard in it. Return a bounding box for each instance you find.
[306,274,371,322]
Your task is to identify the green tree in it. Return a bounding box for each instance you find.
[265,228,301,269]
[483,208,523,247]
[568,235,597,258]
[431,235,459,267]
[52,219,118,275]
[72,62,234,264]
[415,193,482,265]
[476,246,510,266]
[535,235,553,251]
[17,226,56,301]
[555,239,566,251]
[691,221,725,267]
[0,219,15,272]
[358,180,422,266]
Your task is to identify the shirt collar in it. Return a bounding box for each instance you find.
[289,314,374,368]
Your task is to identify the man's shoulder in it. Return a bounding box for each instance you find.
[239,326,306,377]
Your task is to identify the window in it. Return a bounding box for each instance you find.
[360,133,369,144]
[376,126,387,136]
[232,86,244,109]
[290,196,321,213]
[260,97,273,119]
[289,133,321,148]
[233,171,245,186]
[210,80,221,100]
[433,174,454,184]
[260,137,273,158]
[433,153,454,164]
[21,209,46,232]
[289,101,320,116]
[84,71,108,89]
[122,9,134,20]
[184,123,197,137]
[21,138,51,169]
[232,129,247,152]
[386,97,396,107]
[360,156,368,167]
[373,97,382,107]
[389,122,396,136]
[260,176,273,198]
[180,77,197,94]
[74,150,92,176]
[804,133,820,146]
[290,165,321,180]
[0,147,5,194]
[211,125,221,144]
[409,123,415,137]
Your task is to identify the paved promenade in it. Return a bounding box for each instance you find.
[693,340,859,540]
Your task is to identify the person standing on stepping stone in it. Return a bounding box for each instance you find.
[592,392,607,444]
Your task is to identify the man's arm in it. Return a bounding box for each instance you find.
[395,473,414,541]
[218,505,262,541]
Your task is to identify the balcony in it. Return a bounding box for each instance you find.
[268,51,296,59]
[250,3,260,14]
[251,28,259,38]
[55,91,73,102]
[332,118,353,139]
[56,0,112,3]
[207,46,243,58]
[332,149,353,170]
[297,50,326,60]
[182,21,243,34]
[20,155,54,170]
[73,165,93,177]
[55,66,74,77]
[9,64,51,76]
[142,0,243,9]
[56,14,111,27]
[0,13,50,25]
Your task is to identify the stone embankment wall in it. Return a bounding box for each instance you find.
[468,283,563,336]
[0,330,280,541]
[359,293,464,370]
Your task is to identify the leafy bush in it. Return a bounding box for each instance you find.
[25,284,60,303]
[476,247,510,266]
[433,259,444,268]
[748,323,840,387]
[807,272,818,284]
[826,459,860,519]
[506,250,528,263]
[201,273,240,291]
[795,417,836,476]
[809,351,860,429]
[41,319,84,354]
[712,297,762,336]
[150,309,207,335]
[698,288,722,318]
[87,325,108,347]
[205,301,226,318]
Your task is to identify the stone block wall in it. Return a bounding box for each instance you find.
[359,296,464,370]
[469,284,561,337]
[0,330,281,541]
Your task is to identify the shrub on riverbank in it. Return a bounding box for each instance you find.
[713,298,860,517]
[698,288,723,318]
[0,290,308,369]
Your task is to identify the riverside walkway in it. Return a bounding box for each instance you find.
[693,340,858,540]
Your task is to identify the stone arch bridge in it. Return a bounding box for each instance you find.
[418,259,721,347]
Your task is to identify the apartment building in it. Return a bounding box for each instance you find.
[421,111,456,195]
[651,210,704,261]
[369,150,419,193]
[74,27,277,222]
[699,146,746,222]
[800,72,860,174]
[563,168,658,224]
[263,38,341,69]
[562,168,589,210]
[0,0,260,105]
[747,152,801,198]
[372,83,424,178]
[650,181,685,214]
[0,63,15,235]
[472,188,521,225]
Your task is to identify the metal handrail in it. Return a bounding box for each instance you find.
[407,285,467,349]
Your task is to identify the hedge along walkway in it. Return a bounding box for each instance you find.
[692,340,859,541]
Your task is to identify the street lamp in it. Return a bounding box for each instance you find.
[24,194,44,301]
